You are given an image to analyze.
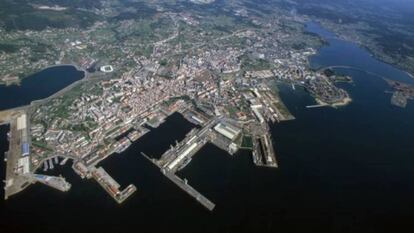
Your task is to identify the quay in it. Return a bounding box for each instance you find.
[31,174,71,192]
[142,152,215,211]
[60,157,69,166]
[163,169,215,211]
[306,104,329,108]
[91,166,137,204]
[2,109,33,200]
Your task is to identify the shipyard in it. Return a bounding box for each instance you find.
[0,0,354,209]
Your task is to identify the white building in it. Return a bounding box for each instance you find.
[214,123,241,141]
[100,65,114,73]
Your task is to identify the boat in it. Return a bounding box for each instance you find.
[115,138,132,153]
[60,157,69,166]
[43,161,48,171]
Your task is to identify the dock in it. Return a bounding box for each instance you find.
[48,158,54,169]
[32,174,71,192]
[91,166,136,204]
[60,157,69,166]
[3,110,33,200]
[43,161,48,171]
[306,104,329,108]
[163,169,215,211]
[142,152,215,211]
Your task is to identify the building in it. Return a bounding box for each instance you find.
[214,122,241,141]
[21,143,29,156]
[17,157,30,174]
[100,65,114,73]
[251,106,265,123]
[167,143,198,170]
[16,114,27,131]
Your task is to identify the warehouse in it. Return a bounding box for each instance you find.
[214,122,241,141]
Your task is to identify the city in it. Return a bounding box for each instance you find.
[0,5,351,208]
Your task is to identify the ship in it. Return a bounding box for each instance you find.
[177,157,192,171]
[115,137,132,154]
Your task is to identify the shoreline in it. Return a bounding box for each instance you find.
[0,63,87,87]
[313,20,414,81]
[315,96,352,108]
[0,64,92,113]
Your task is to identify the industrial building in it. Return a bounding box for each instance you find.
[16,114,27,130]
[251,105,265,123]
[21,143,29,157]
[214,122,241,141]
[17,157,30,174]
[167,143,198,170]
[16,114,30,157]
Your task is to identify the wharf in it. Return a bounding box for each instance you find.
[142,152,215,211]
[3,110,32,200]
[163,169,215,211]
[306,104,329,108]
[32,174,71,192]
[158,128,210,171]
[91,166,136,204]
[60,157,70,165]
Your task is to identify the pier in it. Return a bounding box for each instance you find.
[163,169,215,211]
[2,110,33,200]
[91,166,137,204]
[60,157,69,165]
[306,104,329,108]
[31,174,71,192]
[142,152,215,211]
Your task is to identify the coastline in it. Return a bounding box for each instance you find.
[0,64,93,113]
[332,96,352,107]
[315,20,414,81]
[315,96,352,108]
[0,63,87,87]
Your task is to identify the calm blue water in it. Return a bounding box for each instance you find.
[1,23,414,233]
[307,22,414,85]
[0,65,84,110]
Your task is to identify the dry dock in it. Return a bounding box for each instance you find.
[252,133,278,168]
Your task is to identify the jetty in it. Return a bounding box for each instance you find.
[142,152,215,211]
[31,174,71,192]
